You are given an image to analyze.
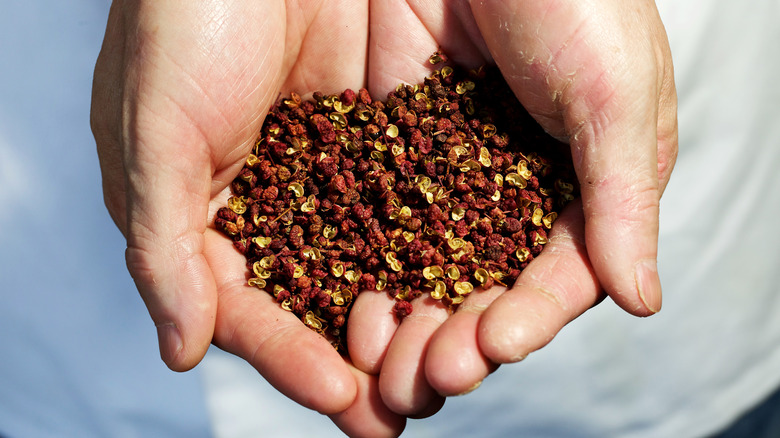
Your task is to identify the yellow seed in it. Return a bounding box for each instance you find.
[448,238,466,250]
[517,161,533,179]
[370,150,385,163]
[280,298,292,311]
[446,266,461,280]
[287,182,304,198]
[273,284,285,297]
[293,265,304,279]
[344,270,360,283]
[395,286,412,301]
[459,159,481,172]
[392,144,404,157]
[386,252,402,272]
[506,173,527,188]
[332,289,353,306]
[253,236,272,248]
[257,268,272,279]
[454,281,474,295]
[301,196,316,213]
[331,262,345,278]
[259,255,276,269]
[247,278,266,289]
[491,190,501,202]
[386,124,399,138]
[228,196,247,215]
[491,271,507,281]
[415,175,431,191]
[429,52,445,64]
[246,154,260,167]
[302,247,322,261]
[356,108,371,121]
[474,268,489,285]
[441,66,454,77]
[250,262,264,278]
[323,225,338,240]
[543,212,558,229]
[534,233,548,246]
[431,281,447,299]
[456,81,475,94]
[452,207,466,221]
[494,174,504,187]
[482,124,497,138]
[447,295,465,305]
[478,147,492,167]
[333,100,354,113]
[516,247,531,262]
[532,208,544,226]
[423,266,444,280]
[448,146,468,164]
[377,271,388,291]
[403,231,415,243]
[304,311,323,330]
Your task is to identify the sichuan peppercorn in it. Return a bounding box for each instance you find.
[215,53,577,353]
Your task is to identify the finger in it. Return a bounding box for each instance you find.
[471,0,668,315]
[206,229,357,414]
[477,201,603,363]
[424,286,503,396]
[91,1,128,231]
[378,296,448,417]
[367,0,441,96]
[123,149,217,372]
[347,291,400,374]
[280,0,369,96]
[117,0,293,371]
[329,363,407,438]
[121,71,218,371]
[367,0,492,96]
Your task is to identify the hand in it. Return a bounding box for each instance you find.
[91,1,405,435]
[348,0,678,406]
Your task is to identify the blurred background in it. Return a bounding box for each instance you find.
[2,1,778,437]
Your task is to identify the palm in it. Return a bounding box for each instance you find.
[203,0,497,422]
[198,0,497,432]
[94,0,675,435]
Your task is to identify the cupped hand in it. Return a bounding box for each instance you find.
[91,1,405,435]
[347,0,678,408]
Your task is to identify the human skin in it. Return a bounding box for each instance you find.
[91,0,676,434]
[349,0,677,412]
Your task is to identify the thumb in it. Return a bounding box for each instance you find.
[123,114,218,371]
[471,0,673,315]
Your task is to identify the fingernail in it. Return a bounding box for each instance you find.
[156,322,183,366]
[456,380,483,396]
[635,259,662,314]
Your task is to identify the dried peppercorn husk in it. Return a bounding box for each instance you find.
[215,54,578,353]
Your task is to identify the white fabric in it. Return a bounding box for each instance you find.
[200,0,780,437]
[0,2,213,437]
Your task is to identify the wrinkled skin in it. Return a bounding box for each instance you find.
[91,0,676,436]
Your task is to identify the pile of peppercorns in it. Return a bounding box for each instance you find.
[215,54,577,352]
